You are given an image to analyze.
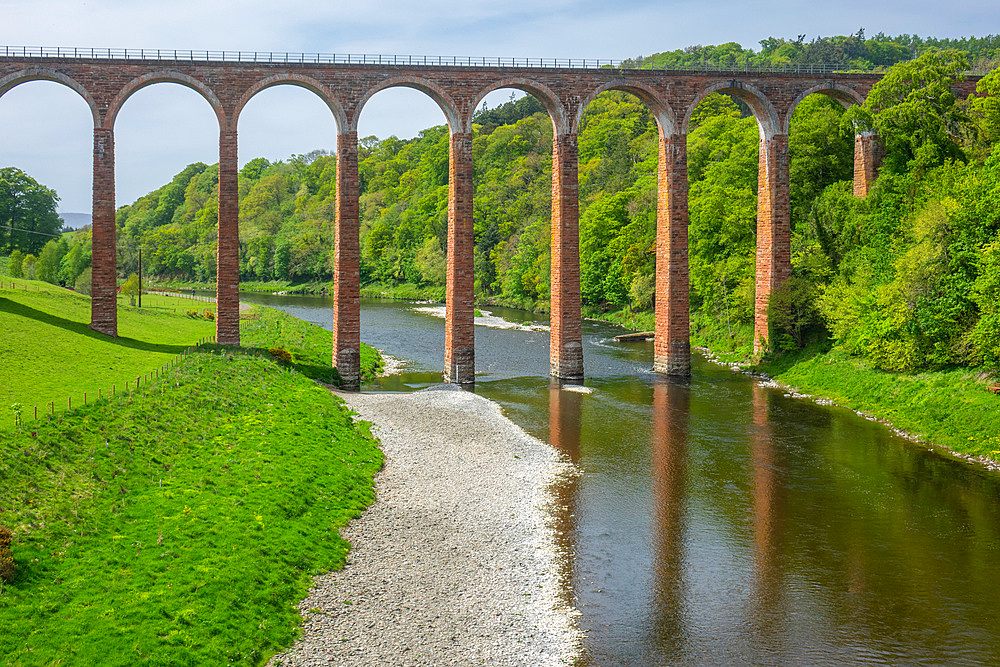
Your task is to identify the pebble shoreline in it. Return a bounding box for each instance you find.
[269,385,582,666]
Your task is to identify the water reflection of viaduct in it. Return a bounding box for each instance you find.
[0,54,976,386]
[548,380,787,661]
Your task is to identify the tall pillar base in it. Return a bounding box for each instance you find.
[550,341,583,381]
[444,344,475,385]
[653,340,691,376]
[336,348,360,390]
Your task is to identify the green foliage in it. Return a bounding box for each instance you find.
[121,273,140,306]
[845,50,971,174]
[634,30,1000,71]
[74,267,92,295]
[0,351,381,664]
[102,37,1000,377]
[8,249,24,278]
[21,254,36,280]
[0,167,61,255]
[36,238,67,284]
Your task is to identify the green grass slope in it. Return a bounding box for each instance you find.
[0,350,382,664]
[1,279,216,428]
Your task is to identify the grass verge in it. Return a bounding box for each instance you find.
[0,349,382,665]
[239,306,383,382]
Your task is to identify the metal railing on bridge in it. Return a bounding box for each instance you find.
[0,45,892,74]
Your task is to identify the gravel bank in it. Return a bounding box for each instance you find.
[269,385,581,666]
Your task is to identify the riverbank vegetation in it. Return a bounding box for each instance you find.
[1,32,998,453]
[0,279,386,663]
[0,350,382,665]
[90,37,1000,383]
[755,347,1000,461]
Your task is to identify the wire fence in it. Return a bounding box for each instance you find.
[1,278,221,429]
[0,45,902,74]
[8,335,215,430]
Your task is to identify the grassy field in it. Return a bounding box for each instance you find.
[0,350,382,665]
[1,280,385,430]
[0,278,386,664]
[1,279,217,429]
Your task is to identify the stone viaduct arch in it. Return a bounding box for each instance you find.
[4,53,959,387]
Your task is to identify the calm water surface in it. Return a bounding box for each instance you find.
[240,292,1000,665]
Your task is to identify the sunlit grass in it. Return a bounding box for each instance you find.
[1,278,216,429]
[0,350,381,665]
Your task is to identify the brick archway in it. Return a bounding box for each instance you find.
[234,74,347,133]
[682,80,780,139]
[354,77,462,133]
[0,68,101,127]
[1,51,916,379]
[106,71,226,131]
[572,80,676,136]
[467,78,567,134]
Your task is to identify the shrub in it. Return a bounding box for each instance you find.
[268,347,292,364]
[0,526,15,583]
[74,267,92,295]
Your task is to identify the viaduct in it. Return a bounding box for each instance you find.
[0,49,979,387]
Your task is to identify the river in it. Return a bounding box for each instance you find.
[239,292,1000,665]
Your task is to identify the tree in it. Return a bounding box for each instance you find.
[0,167,61,254]
[36,238,68,284]
[121,273,140,306]
[74,267,92,295]
[844,49,972,174]
[8,249,23,278]
[22,254,37,280]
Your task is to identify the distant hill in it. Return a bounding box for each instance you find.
[59,212,92,230]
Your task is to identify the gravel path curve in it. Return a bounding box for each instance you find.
[269,385,581,666]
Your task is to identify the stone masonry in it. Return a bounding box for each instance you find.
[2,55,973,379]
[653,133,690,376]
[444,131,476,384]
[550,133,583,380]
[333,131,361,388]
[754,134,791,353]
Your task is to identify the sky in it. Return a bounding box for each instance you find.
[0,0,997,215]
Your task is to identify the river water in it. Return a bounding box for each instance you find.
[240,292,1000,665]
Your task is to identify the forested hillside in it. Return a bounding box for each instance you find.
[18,33,998,375]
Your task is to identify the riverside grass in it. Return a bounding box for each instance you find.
[1,279,383,429]
[0,351,382,665]
[239,304,383,382]
[0,278,386,662]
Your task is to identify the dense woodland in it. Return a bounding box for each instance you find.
[8,33,1000,373]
